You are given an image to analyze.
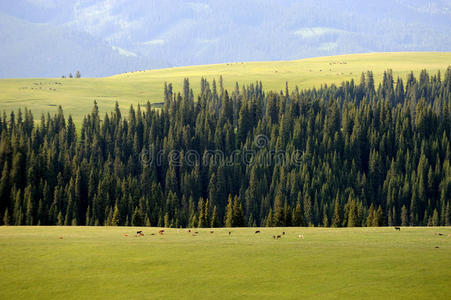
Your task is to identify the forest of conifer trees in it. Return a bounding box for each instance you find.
[0,68,450,227]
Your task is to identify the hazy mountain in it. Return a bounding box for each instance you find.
[1,0,450,78]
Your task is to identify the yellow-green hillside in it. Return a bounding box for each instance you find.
[0,52,450,121]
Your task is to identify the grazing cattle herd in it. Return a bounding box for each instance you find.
[56,227,450,242]
[117,229,304,240]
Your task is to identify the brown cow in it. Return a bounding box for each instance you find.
[58,236,63,239]
[276,235,281,239]
[122,234,128,237]
[210,231,214,234]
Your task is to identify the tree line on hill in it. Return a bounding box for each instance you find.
[61,71,81,79]
[0,68,450,227]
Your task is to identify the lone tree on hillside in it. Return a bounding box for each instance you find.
[76,71,81,78]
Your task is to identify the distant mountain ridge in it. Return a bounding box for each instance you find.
[1,0,451,78]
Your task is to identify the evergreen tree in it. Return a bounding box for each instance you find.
[292,199,304,226]
[225,195,233,227]
[198,198,207,228]
[3,208,9,225]
[132,207,143,226]
[323,210,329,227]
[211,205,219,228]
[332,199,341,227]
[273,195,284,227]
[401,205,409,226]
[266,208,273,227]
[57,211,64,225]
[366,204,375,227]
[112,204,120,226]
[232,196,245,227]
[432,209,439,226]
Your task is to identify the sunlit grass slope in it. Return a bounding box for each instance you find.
[0,226,450,299]
[0,52,450,122]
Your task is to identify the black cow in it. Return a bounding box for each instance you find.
[394,227,400,231]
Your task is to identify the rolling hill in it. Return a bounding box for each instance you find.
[0,52,450,122]
[1,0,451,78]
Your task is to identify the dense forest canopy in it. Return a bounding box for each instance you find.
[0,68,451,227]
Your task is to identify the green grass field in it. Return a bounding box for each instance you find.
[0,52,450,123]
[0,226,450,299]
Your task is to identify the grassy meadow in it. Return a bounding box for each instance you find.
[0,52,450,123]
[0,226,450,299]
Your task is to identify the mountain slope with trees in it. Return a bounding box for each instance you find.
[0,68,450,227]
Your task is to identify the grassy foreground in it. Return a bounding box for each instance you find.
[0,52,450,123]
[0,226,450,299]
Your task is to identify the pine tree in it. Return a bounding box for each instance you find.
[198,198,207,228]
[292,199,304,226]
[164,212,170,228]
[401,205,408,226]
[211,205,219,228]
[323,210,329,227]
[375,205,384,226]
[303,194,312,226]
[132,207,143,226]
[332,199,341,227]
[266,208,273,227]
[232,196,245,227]
[446,202,451,226]
[3,208,9,225]
[346,197,358,227]
[24,185,33,225]
[57,211,64,225]
[225,196,235,226]
[112,204,120,226]
[14,188,23,225]
[366,204,375,227]
[204,199,210,227]
[432,209,439,226]
[105,206,113,226]
[273,195,284,227]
